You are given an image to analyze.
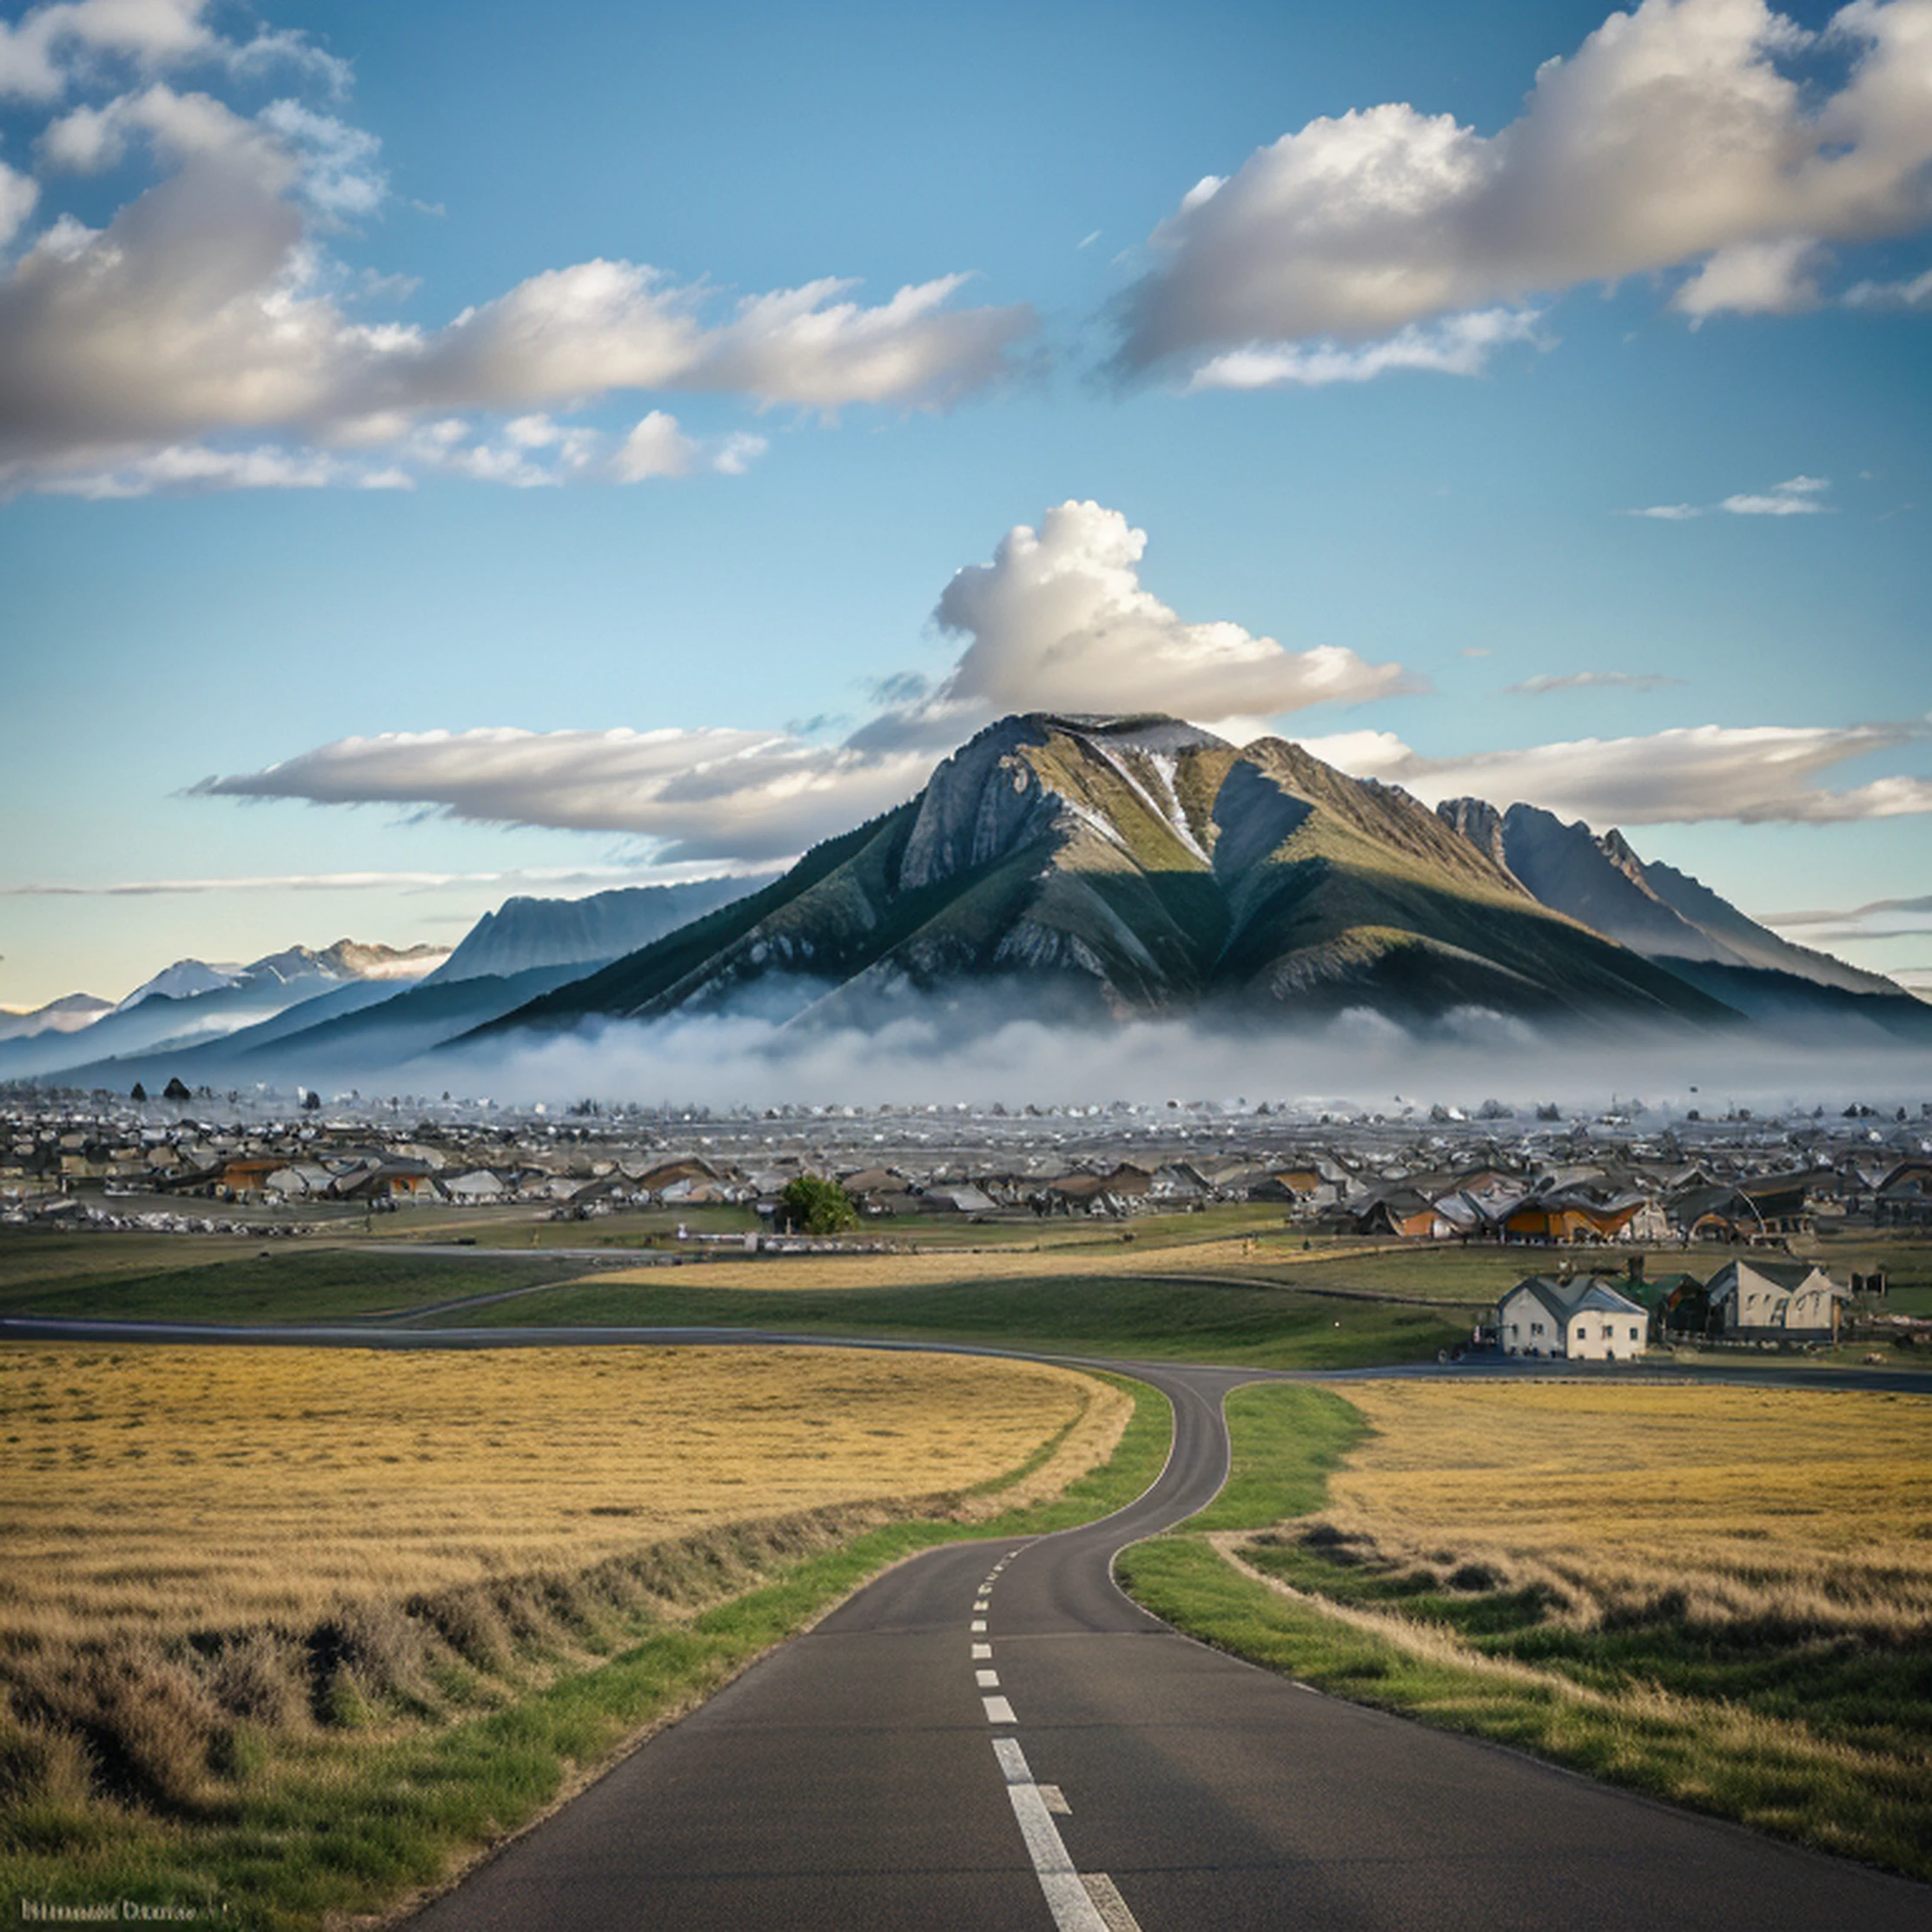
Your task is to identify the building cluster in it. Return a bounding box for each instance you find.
[4,1093,1929,1245]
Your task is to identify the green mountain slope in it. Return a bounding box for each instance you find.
[473,713,1737,1039]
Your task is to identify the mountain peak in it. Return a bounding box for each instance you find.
[482,711,1730,1040]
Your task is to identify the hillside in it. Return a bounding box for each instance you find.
[478,713,1734,1040]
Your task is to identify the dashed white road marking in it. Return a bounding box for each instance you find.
[971,1619,987,1633]
[1081,1871,1145,1932]
[974,1599,990,1611]
[1039,1783,1071,1816]
[971,1643,992,1660]
[976,1669,1001,1689]
[991,1738,1116,1932]
[983,1695,1017,1724]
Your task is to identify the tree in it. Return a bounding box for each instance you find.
[301,1089,321,1113]
[777,1174,858,1235]
[162,1076,192,1103]
[129,1082,147,1102]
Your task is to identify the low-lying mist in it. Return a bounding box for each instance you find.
[426,1001,1932,1121]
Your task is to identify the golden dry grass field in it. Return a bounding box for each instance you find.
[0,1343,1108,1645]
[595,1235,1327,1294]
[1121,1380,1932,1880]
[1323,1381,1932,1638]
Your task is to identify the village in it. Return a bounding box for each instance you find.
[3,1082,1929,1360]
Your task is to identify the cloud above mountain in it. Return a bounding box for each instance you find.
[1304,720,1932,824]
[195,500,1408,854]
[0,7,1033,497]
[1116,0,1932,387]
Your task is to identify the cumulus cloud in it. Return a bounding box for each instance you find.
[1116,0,1932,383]
[0,160,37,247]
[0,0,345,103]
[1303,720,1932,824]
[904,500,1409,742]
[0,44,1033,497]
[1625,473,1835,517]
[1506,671,1684,694]
[195,500,1413,850]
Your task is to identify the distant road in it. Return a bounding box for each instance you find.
[7,1317,1928,1929]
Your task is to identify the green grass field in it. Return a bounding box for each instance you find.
[0,1240,580,1324]
[420,1271,1473,1367]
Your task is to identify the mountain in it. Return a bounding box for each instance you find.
[431,878,767,984]
[0,940,452,1085]
[1434,798,1927,1035]
[114,959,243,1012]
[226,964,597,1081]
[474,713,1732,1042]
[0,993,112,1043]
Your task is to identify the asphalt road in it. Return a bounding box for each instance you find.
[7,1316,1929,1929]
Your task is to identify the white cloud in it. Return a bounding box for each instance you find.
[34,440,371,497]
[1188,308,1544,391]
[1118,0,1932,381]
[3,863,751,896]
[1303,720,1932,824]
[255,99,387,222]
[1625,473,1835,517]
[1843,262,1932,303]
[0,160,37,248]
[0,57,1034,496]
[194,727,940,864]
[1506,671,1684,694]
[917,500,1409,738]
[0,1,342,103]
[195,500,1415,851]
[592,410,758,486]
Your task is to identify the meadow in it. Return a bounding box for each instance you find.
[0,1234,585,1325]
[0,1341,1148,1928]
[1121,1380,1932,1878]
[428,1268,1473,1366]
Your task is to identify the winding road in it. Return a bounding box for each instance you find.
[7,1317,1929,1929]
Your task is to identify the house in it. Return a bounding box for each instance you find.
[917,1184,997,1215]
[1876,1161,1932,1226]
[1495,1275,1650,1361]
[1351,1187,1448,1239]
[444,1168,507,1204]
[1704,1259,1846,1342]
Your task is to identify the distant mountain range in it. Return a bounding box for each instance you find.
[2,878,768,1091]
[7,715,1924,1094]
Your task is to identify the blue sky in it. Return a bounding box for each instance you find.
[2,0,1929,1007]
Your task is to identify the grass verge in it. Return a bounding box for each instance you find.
[0,1373,1168,1930]
[1116,1381,1932,1882]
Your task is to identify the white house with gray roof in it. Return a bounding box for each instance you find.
[1704,1259,1845,1342]
[1496,1275,1649,1361]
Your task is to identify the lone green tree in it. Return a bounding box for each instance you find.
[129,1081,147,1102]
[777,1174,858,1235]
[162,1076,192,1104]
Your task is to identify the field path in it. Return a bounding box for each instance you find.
[10,1320,1931,1926]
